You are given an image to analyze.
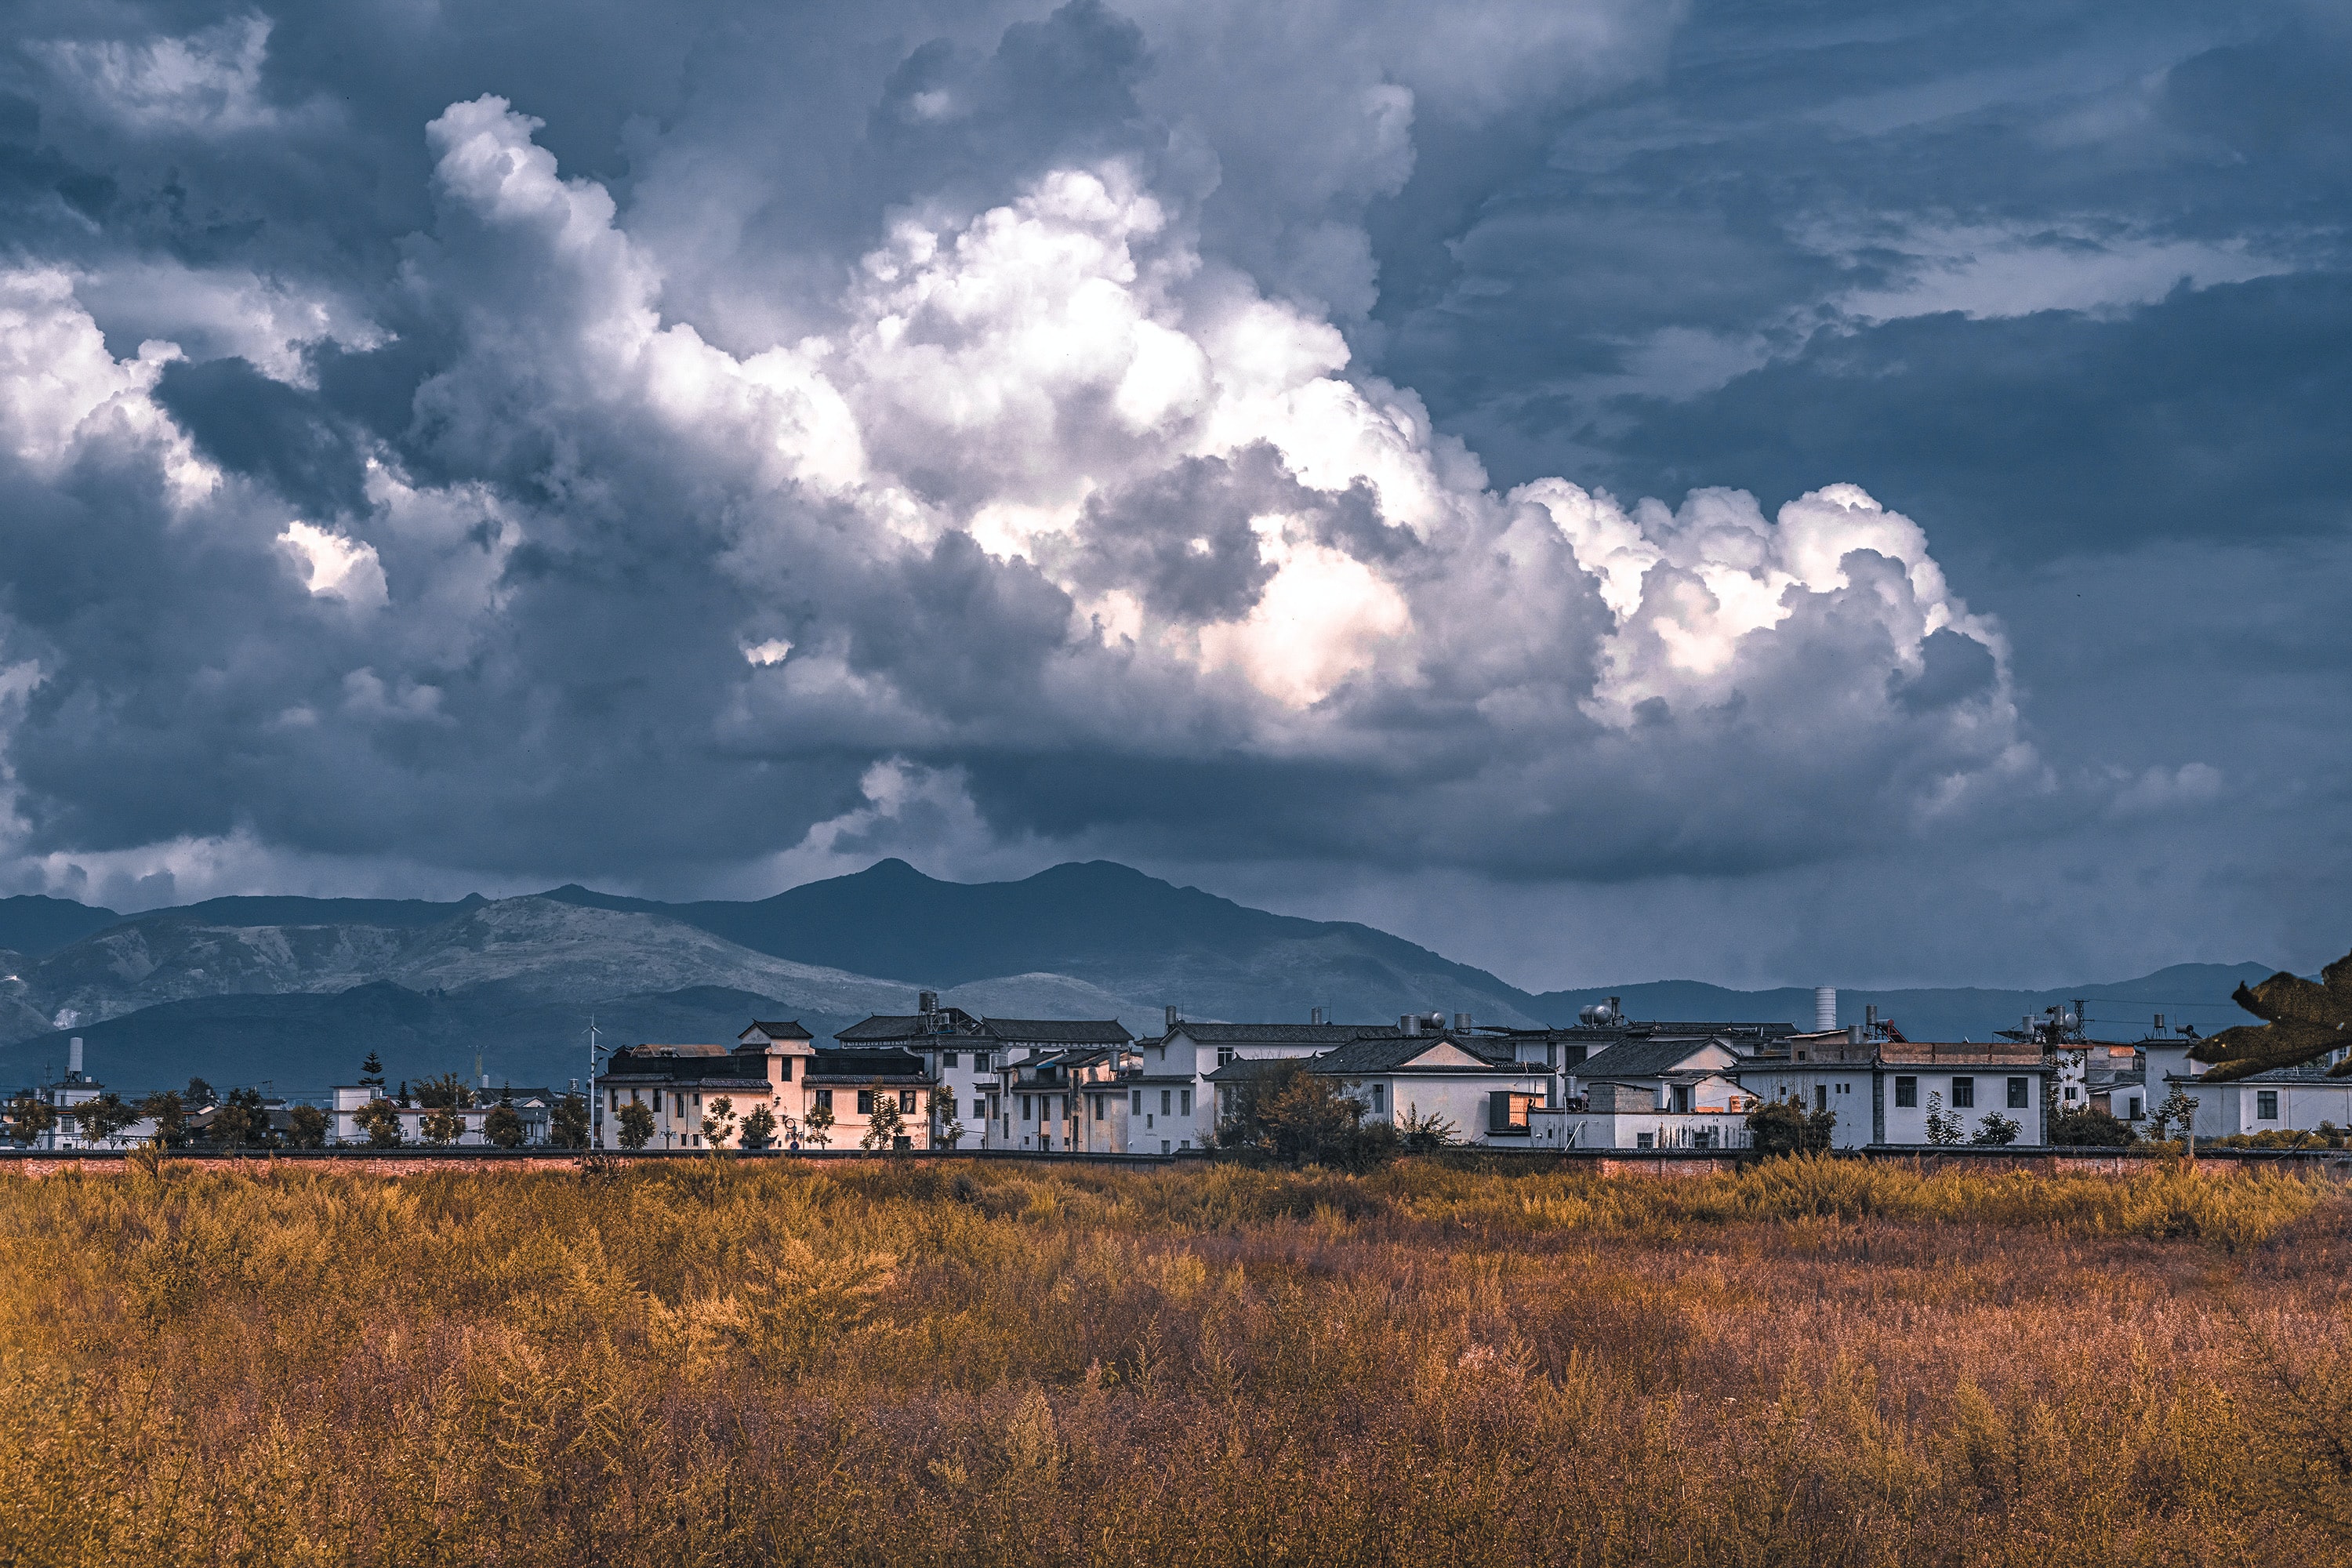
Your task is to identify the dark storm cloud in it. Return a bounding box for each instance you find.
[0,0,2339,988]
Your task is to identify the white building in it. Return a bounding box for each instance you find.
[1534,1036,1758,1150]
[1741,1034,2053,1146]
[2167,1059,2352,1140]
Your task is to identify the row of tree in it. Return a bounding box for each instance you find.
[5,1080,327,1150]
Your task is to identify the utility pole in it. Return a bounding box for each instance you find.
[586,1016,602,1149]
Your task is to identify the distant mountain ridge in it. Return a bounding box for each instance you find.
[0,861,2281,1096]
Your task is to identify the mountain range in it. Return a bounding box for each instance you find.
[0,859,2275,1098]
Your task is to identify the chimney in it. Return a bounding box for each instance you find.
[1454,1012,1472,1032]
[2154,1014,2165,1032]
[1401,1014,1420,1036]
[68,1037,82,1077]
[1310,1007,1324,1025]
[1164,1004,1178,1033]
[920,989,938,1014]
[1814,988,1837,1031]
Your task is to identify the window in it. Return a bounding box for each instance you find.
[942,1051,960,1070]
[779,1057,793,1080]
[611,1091,620,1111]
[857,1090,875,1115]
[1672,1085,1693,1114]
[1092,1094,1104,1121]
[2064,1086,2078,1102]
[1021,1094,1033,1121]
[815,1089,833,1112]
[1894,1076,1917,1109]
[1160,1090,1171,1115]
[1636,1132,1654,1149]
[674,1095,686,1118]
[2257,1090,2279,1121]
[1370,1083,1385,1113]
[972,1098,986,1120]
[2127,1095,2141,1120]
[1132,1089,1143,1113]
[1217,1047,1233,1066]
[1814,1085,1828,1112]
[1180,1089,1192,1116]
[974,1051,990,1071]
[1563,1044,1587,1067]
[898,1089,916,1113]
[2007,1077,2028,1110]
[1952,1077,1976,1109]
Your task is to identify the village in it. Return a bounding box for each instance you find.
[14,987,2347,1156]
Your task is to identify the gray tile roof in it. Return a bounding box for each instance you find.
[1171,1022,1401,1045]
[746,1020,813,1039]
[1311,1034,1522,1076]
[1573,1036,1740,1080]
[834,1009,987,1042]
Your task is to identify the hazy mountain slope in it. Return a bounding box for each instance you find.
[0,895,122,957]
[542,860,1546,1025]
[378,897,920,1011]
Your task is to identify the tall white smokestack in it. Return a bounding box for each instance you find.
[68,1036,83,1077]
[1813,989,1837,1032]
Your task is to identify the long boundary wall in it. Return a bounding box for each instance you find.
[4,1146,2350,1179]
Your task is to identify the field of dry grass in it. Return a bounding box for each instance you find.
[2,1155,2348,1566]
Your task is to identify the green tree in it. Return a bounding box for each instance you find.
[75,1092,140,1148]
[860,1083,905,1150]
[1971,1112,2023,1146]
[7,1093,56,1147]
[935,1105,966,1149]
[804,1102,835,1149]
[2048,1105,2133,1146]
[1923,1092,1965,1145]
[1745,1093,1836,1156]
[2190,949,2352,1080]
[136,1090,191,1149]
[481,1098,525,1149]
[740,1103,779,1150]
[615,1099,656,1150]
[418,1103,466,1147]
[1215,1062,1400,1170]
[185,1078,216,1109]
[415,1073,473,1110]
[1397,1105,1457,1152]
[357,1051,386,1089]
[285,1104,328,1148]
[550,1092,591,1149]
[209,1087,275,1149]
[354,1098,403,1148]
[2148,1084,2201,1143]
[701,1095,737,1152]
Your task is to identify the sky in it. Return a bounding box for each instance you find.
[0,0,2344,991]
